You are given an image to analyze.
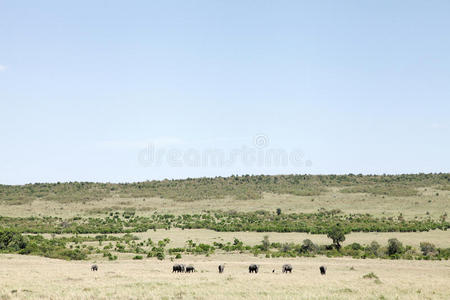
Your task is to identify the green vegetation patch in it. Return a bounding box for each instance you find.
[0,229,87,260]
[2,229,450,262]
[0,209,448,234]
[1,173,448,204]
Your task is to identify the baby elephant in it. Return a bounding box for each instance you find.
[186,265,195,273]
[91,264,98,271]
[282,264,293,273]
[218,264,225,273]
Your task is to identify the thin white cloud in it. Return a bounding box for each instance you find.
[431,122,440,129]
[0,65,6,72]
[430,122,447,130]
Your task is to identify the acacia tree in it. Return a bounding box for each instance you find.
[327,224,346,250]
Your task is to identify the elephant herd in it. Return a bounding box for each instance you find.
[169,263,327,275]
[172,264,195,273]
[91,263,327,275]
[247,264,321,274]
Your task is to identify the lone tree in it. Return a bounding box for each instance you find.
[327,224,346,250]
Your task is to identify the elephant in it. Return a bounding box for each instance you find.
[282,264,293,273]
[186,265,195,273]
[218,264,225,273]
[249,264,259,273]
[172,264,185,273]
[172,264,180,273]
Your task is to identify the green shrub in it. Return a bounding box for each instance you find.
[261,235,270,251]
[367,241,381,256]
[299,239,318,253]
[363,272,379,279]
[420,242,437,256]
[56,249,87,260]
[281,243,293,253]
[0,230,27,251]
[350,243,362,250]
[156,252,165,260]
[387,238,404,256]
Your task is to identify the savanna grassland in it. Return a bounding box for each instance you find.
[1,174,449,299]
[1,254,449,300]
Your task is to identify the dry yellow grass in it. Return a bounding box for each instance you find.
[0,254,449,299]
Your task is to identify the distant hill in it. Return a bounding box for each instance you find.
[1,173,449,204]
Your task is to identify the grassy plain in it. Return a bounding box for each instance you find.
[1,254,449,300]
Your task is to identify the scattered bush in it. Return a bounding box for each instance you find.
[0,229,27,251]
[363,272,379,279]
[261,235,270,251]
[367,241,381,256]
[387,238,404,256]
[156,252,165,260]
[420,242,437,256]
[300,239,318,253]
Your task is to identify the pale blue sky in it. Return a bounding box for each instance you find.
[1,1,449,184]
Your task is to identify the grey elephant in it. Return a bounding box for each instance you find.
[218,264,225,273]
[282,264,293,273]
[186,265,195,273]
[249,264,259,273]
[172,264,185,273]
